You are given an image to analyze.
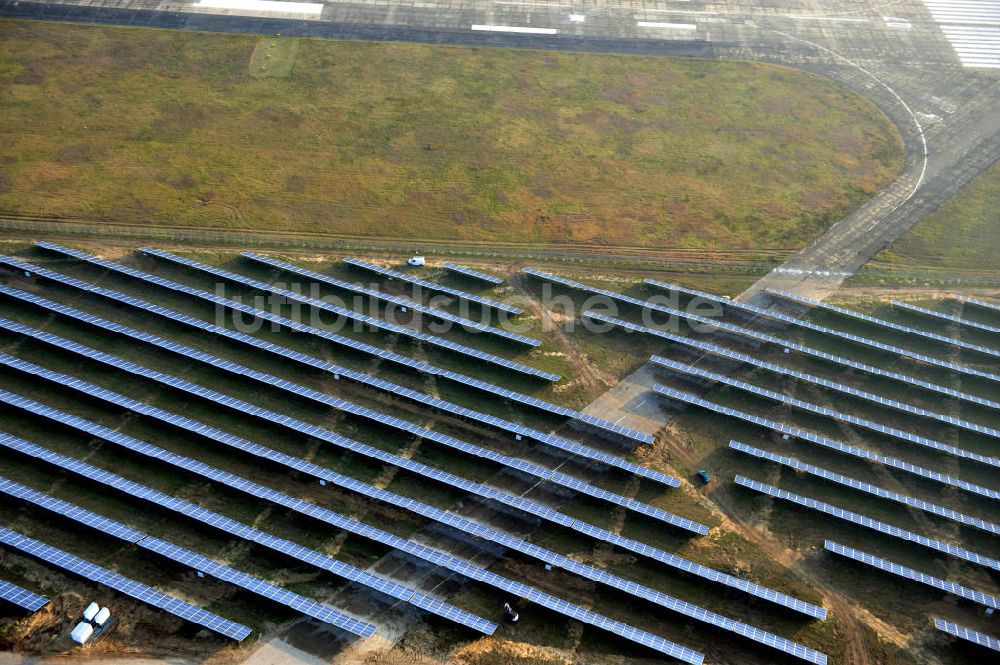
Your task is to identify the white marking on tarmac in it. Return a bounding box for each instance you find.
[637,21,698,29]
[193,0,323,13]
[471,24,559,34]
[493,1,573,7]
[918,0,1000,67]
[786,15,870,22]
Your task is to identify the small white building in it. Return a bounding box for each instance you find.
[82,602,99,621]
[94,607,111,627]
[71,622,94,645]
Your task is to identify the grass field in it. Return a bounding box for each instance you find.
[857,160,1000,282]
[0,20,902,252]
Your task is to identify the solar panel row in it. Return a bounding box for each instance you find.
[0,323,696,533]
[596,312,998,439]
[0,579,48,613]
[442,263,504,285]
[633,276,1000,385]
[893,301,1000,335]
[0,394,700,662]
[652,356,1000,468]
[14,247,644,443]
[0,360,826,639]
[934,618,1000,652]
[343,257,521,315]
[956,295,1000,316]
[528,268,1000,411]
[0,285,667,488]
[765,290,1000,360]
[0,475,376,637]
[585,310,1000,411]
[653,385,999,500]
[824,541,999,609]
[0,432,497,635]
[734,475,1000,571]
[245,253,537,346]
[138,247,553,380]
[729,441,998,535]
[0,526,251,641]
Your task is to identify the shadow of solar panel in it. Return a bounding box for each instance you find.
[893,301,1000,335]
[825,541,998,609]
[653,385,999,500]
[0,526,250,640]
[734,475,999,571]
[729,441,998,535]
[934,618,1000,652]
[136,537,375,637]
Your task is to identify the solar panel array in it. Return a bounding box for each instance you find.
[652,356,999,469]
[343,257,521,315]
[1,366,831,648]
[585,310,1000,411]
[641,278,1000,382]
[0,324,695,534]
[624,274,1000,383]
[934,618,1000,652]
[956,295,1000,316]
[527,266,1000,410]
[0,526,251,640]
[244,253,537,346]
[0,579,48,612]
[0,475,376,637]
[442,263,504,285]
[599,312,999,439]
[0,361,826,662]
[0,356,818,620]
[138,247,553,380]
[0,431,496,634]
[729,441,998,535]
[653,385,1000,500]
[0,285,665,488]
[766,289,1000,360]
[15,246,646,444]
[824,541,999,609]
[733,475,1000,571]
[0,393,703,662]
[892,300,1000,335]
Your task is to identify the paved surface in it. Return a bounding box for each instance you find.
[2,0,999,659]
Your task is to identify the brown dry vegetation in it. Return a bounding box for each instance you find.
[0,20,902,252]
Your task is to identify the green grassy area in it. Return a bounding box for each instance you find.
[0,20,902,252]
[856,160,1000,282]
